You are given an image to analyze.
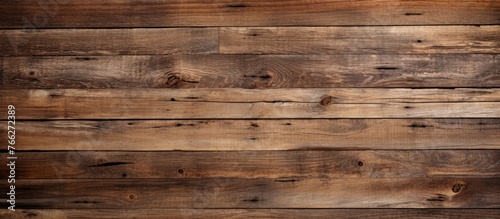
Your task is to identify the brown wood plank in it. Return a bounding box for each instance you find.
[1,89,499,119]
[4,151,498,179]
[3,119,499,150]
[0,28,218,56]
[2,54,499,89]
[3,209,500,219]
[0,0,498,28]
[220,26,500,54]
[2,178,498,208]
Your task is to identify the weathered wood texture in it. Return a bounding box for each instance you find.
[3,119,499,150]
[3,151,497,179]
[0,28,218,56]
[2,26,499,56]
[1,178,498,208]
[220,26,500,54]
[2,89,499,119]
[0,0,499,28]
[2,54,499,89]
[3,209,500,219]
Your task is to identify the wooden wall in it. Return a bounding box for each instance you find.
[0,0,499,218]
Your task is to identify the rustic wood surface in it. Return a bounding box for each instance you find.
[2,54,498,89]
[1,0,499,27]
[1,0,499,217]
[2,119,498,150]
[2,151,498,179]
[2,209,500,219]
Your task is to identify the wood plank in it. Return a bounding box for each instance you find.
[3,209,500,219]
[2,54,499,89]
[3,119,499,150]
[4,151,498,179]
[1,89,500,119]
[220,26,500,54]
[2,178,498,208]
[0,0,498,28]
[0,28,218,56]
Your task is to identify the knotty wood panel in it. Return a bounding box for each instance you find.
[220,26,500,54]
[2,54,499,89]
[2,209,500,219]
[5,151,497,179]
[4,119,499,150]
[1,0,499,28]
[0,28,218,56]
[3,178,499,208]
[2,89,499,119]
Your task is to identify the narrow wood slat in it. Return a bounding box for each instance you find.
[2,178,498,208]
[0,0,498,28]
[2,209,500,219]
[0,28,218,56]
[220,26,500,54]
[4,151,497,179]
[1,89,499,119]
[2,54,498,89]
[3,119,499,150]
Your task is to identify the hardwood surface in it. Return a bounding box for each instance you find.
[1,0,499,218]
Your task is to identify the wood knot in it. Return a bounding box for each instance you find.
[452,183,465,193]
[157,73,182,88]
[320,95,332,106]
[128,194,135,200]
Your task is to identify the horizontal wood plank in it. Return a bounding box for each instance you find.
[3,209,500,219]
[0,28,218,56]
[0,0,498,28]
[1,89,500,119]
[3,119,499,150]
[2,178,498,208]
[220,26,500,54]
[2,54,499,89]
[3,151,497,179]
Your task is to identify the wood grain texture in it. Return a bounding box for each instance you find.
[2,178,498,208]
[2,89,499,119]
[3,209,500,219]
[4,119,499,150]
[220,26,500,54]
[0,28,218,56]
[0,0,499,28]
[2,54,499,89]
[4,151,498,179]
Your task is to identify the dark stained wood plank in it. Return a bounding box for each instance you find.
[3,209,500,219]
[2,54,499,89]
[220,26,500,54]
[1,89,500,119]
[4,151,498,179]
[3,119,499,150]
[0,0,499,28]
[2,178,498,208]
[0,28,218,56]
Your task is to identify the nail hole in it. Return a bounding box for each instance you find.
[357,161,364,166]
[128,194,135,199]
[171,98,176,101]
[29,71,35,75]
[178,168,184,174]
[122,173,127,177]
[417,40,422,43]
